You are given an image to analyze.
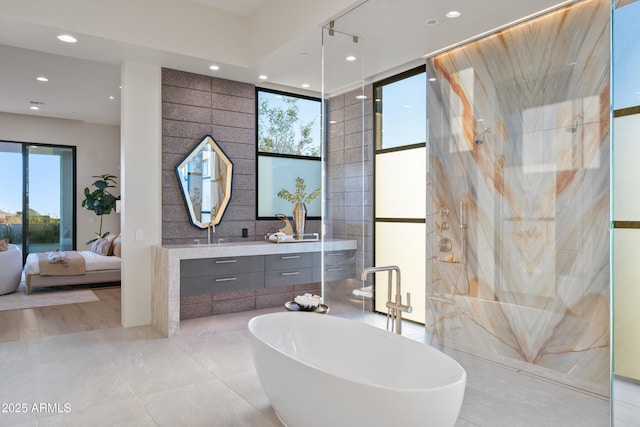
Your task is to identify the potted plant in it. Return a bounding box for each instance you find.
[277,177,320,239]
[81,174,119,244]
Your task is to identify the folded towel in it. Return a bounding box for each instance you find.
[294,293,321,308]
[352,286,373,298]
[268,232,292,242]
[46,250,67,264]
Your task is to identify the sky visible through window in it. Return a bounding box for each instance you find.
[614,1,640,110]
[378,72,426,150]
[0,151,60,218]
[258,90,321,156]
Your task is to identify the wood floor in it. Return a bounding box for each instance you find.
[0,286,121,343]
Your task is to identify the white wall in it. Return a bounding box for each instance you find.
[120,61,162,328]
[0,112,121,249]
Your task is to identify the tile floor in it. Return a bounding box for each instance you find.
[0,306,637,426]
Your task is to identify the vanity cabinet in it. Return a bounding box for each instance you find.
[180,256,264,297]
[180,250,355,297]
[152,239,358,337]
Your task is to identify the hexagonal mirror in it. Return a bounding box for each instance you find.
[175,135,233,228]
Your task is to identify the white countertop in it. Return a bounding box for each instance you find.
[156,238,357,259]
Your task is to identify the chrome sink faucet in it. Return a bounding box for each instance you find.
[207,222,215,244]
[361,266,412,335]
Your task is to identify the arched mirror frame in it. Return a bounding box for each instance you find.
[175,135,233,229]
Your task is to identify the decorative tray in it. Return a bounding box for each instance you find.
[270,233,319,244]
[284,301,329,314]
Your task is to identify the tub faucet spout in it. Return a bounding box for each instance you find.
[361,266,412,335]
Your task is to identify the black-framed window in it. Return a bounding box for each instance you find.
[0,140,76,261]
[373,66,427,324]
[375,67,427,151]
[256,88,322,219]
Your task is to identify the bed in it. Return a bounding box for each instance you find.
[23,234,121,294]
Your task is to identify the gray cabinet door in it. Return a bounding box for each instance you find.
[265,253,313,271]
[181,272,265,297]
[180,256,265,297]
[181,256,264,277]
[265,268,313,288]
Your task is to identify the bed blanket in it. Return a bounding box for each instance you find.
[37,251,86,276]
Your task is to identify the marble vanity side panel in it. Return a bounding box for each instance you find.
[425,0,610,394]
[167,251,183,337]
[151,246,170,337]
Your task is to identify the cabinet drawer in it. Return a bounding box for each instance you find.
[265,268,313,288]
[321,249,356,266]
[265,253,313,271]
[312,260,355,282]
[181,256,264,278]
[181,272,264,297]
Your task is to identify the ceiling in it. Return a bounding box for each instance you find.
[0,0,576,126]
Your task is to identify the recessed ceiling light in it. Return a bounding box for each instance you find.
[209,65,220,71]
[346,55,357,62]
[29,106,40,110]
[356,95,367,100]
[36,76,49,82]
[109,96,115,100]
[425,19,439,25]
[301,83,310,88]
[57,34,77,43]
[259,75,268,80]
[300,52,310,57]
[428,77,437,82]
[446,10,461,19]
[329,120,337,124]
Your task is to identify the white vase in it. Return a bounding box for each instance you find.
[292,202,306,240]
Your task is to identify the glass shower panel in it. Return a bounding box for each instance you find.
[425,0,610,395]
[321,21,372,321]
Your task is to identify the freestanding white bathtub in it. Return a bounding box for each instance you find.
[248,312,466,427]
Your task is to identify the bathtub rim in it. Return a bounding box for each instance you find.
[248,312,467,393]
